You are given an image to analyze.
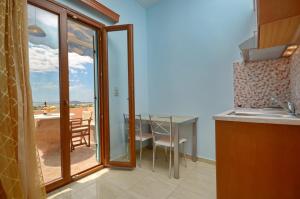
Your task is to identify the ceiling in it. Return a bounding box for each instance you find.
[135,0,161,8]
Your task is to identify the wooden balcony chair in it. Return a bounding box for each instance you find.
[70,111,92,151]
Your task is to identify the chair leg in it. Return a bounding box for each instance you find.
[126,136,129,159]
[88,132,91,147]
[164,146,168,161]
[169,147,172,178]
[71,141,74,152]
[139,140,142,167]
[182,143,187,168]
[152,144,156,172]
[82,135,88,147]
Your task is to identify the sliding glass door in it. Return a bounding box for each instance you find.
[27,1,103,191]
[28,4,62,184]
[67,19,101,175]
[27,0,136,192]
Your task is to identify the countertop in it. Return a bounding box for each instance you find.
[213,108,300,125]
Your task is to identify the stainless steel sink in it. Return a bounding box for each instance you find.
[229,111,297,118]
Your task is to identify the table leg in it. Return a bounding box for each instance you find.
[174,125,180,179]
[192,119,198,162]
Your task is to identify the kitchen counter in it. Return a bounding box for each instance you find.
[213,108,300,125]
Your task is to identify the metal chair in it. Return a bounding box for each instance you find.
[124,114,152,166]
[149,115,187,178]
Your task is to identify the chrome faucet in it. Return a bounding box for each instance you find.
[287,101,296,115]
[271,97,297,115]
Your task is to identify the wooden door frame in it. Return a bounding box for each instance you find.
[28,0,106,193]
[27,0,136,193]
[102,24,136,168]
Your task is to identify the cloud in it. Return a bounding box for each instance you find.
[68,52,93,73]
[29,43,59,72]
[29,42,93,73]
[31,81,60,103]
[69,83,94,102]
[31,82,58,90]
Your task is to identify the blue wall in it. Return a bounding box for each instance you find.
[147,0,255,160]
[58,0,149,158]
[58,0,149,114]
[58,0,255,160]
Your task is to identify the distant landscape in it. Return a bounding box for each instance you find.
[33,101,94,110]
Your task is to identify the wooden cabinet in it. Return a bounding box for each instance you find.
[257,0,300,48]
[215,121,300,199]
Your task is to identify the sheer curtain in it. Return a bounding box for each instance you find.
[0,0,46,198]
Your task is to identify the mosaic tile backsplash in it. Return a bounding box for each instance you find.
[234,48,300,112]
[234,58,291,108]
[290,48,300,114]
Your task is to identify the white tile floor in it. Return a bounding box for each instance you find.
[48,149,216,199]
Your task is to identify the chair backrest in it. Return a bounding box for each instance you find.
[82,111,92,125]
[69,118,82,130]
[149,115,172,144]
[123,114,142,137]
[69,111,92,131]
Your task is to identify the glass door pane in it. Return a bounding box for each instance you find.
[28,4,62,183]
[67,19,100,175]
[108,30,130,162]
[104,25,135,167]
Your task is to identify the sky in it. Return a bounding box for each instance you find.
[28,5,96,104]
